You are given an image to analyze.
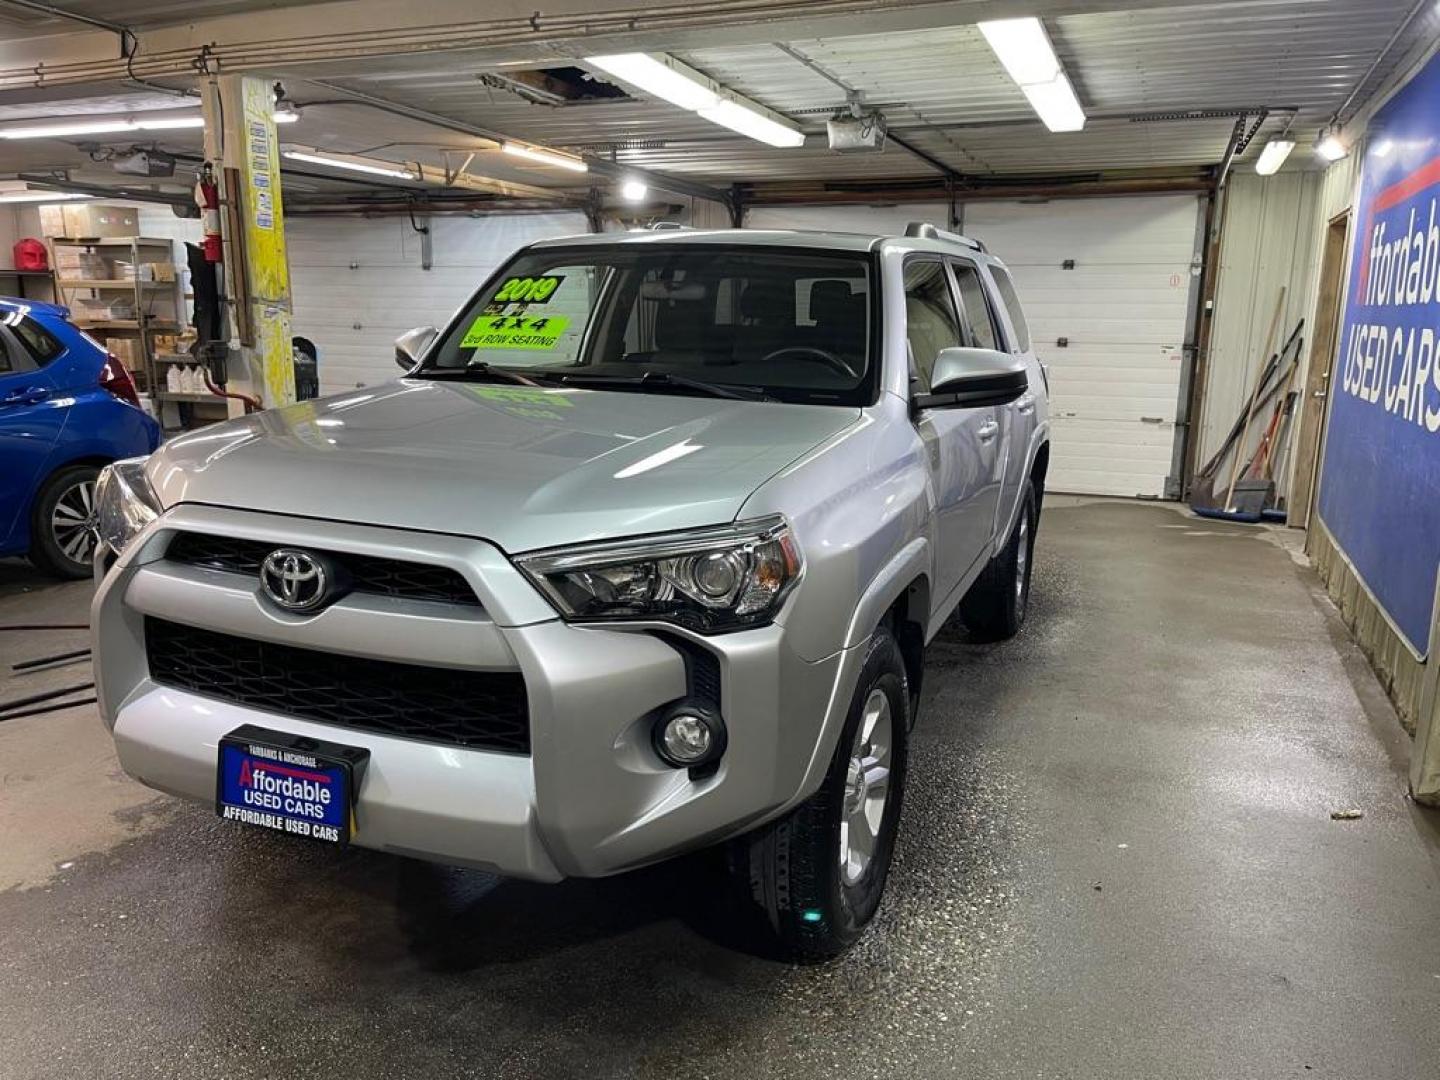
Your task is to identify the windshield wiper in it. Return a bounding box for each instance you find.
[420,363,558,387]
[559,370,773,402]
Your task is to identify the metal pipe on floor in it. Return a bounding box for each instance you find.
[13,648,91,672]
[0,683,95,715]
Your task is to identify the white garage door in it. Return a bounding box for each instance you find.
[967,197,1200,497]
[749,196,1201,497]
[288,211,589,393]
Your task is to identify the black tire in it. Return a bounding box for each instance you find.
[959,479,1037,642]
[29,464,102,579]
[729,625,910,961]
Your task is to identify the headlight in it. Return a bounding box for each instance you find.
[515,516,802,634]
[95,456,162,557]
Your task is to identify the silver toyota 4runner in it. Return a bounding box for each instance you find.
[92,225,1050,958]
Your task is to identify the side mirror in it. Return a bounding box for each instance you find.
[395,325,438,370]
[915,347,1028,410]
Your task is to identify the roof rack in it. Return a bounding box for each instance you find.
[903,222,986,253]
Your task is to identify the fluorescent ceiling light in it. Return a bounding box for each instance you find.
[586,51,804,149]
[1254,137,1296,175]
[0,120,139,139]
[978,17,1086,133]
[585,53,720,112]
[134,116,205,131]
[698,98,805,148]
[978,18,1061,85]
[282,148,415,179]
[1020,74,1086,133]
[620,178,648,202]
[0,111,204,139]
[1316,131,1348,162]
[0,190,92,204]
[502,142,588,172]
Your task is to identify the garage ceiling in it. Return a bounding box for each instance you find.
[0,0,1435,203]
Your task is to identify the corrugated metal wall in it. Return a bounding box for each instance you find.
[1197,172,1322,498]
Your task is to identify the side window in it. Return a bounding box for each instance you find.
[950,261,1001,352]
[13,318,63,366]
[0,331,11,373]
[902,259,963,392]
[988,266,1031,353]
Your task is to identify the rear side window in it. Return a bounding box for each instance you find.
[0,332,11,373]
[13,318,63,366]
[988,266,1031,352]
[902,259,963,392]
[950,262,1001,352]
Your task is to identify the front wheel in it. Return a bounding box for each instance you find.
[29,464,102,579]
[728,625,910,961]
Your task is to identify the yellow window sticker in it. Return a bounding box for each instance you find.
[461,314,571,350]
[492,275,564,304]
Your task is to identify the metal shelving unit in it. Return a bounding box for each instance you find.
[0,268,55,301]
[49,237,184,401]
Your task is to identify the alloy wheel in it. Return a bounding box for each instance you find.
[839,687,893,887]
[51,478,98,567]
[1015,511,1030,606]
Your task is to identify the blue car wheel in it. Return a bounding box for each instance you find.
[29,464,101,579]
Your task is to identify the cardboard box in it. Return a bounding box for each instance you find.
[53,250,110,278]
[73,297,136,321]
[61,203,139,239]
[38,205,67,238]
[132,262,176,282]
[104,337,142,364]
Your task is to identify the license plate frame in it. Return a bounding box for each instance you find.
[215,725,369,845]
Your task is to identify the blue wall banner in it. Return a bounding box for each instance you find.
[1318,50,1440,658]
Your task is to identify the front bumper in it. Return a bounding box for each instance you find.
[94,505,863,880]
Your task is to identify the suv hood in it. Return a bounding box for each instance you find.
[150,379,859,552]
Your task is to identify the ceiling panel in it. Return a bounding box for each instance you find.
[2,0,1433,193]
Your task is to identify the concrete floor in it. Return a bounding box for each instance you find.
[0,496,1437,1079]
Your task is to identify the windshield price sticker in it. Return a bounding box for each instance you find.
[461,314,570,350]
[492,275,564,304]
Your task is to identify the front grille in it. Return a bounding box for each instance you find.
[145,618,529,753]
[165,532,478,606]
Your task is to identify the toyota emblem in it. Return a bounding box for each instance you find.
[259,549,330,612]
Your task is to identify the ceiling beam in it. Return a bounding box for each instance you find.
[742,169,1213,205]
[304,80,733,205]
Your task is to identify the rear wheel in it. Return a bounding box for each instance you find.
[728,625,910,960]
[959,479,1037,641]
[29,465,101,579]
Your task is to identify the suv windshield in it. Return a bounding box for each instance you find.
[422,244,875,405]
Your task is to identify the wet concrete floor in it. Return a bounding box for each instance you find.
[1,497,1437,1079]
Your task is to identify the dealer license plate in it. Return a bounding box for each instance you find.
[216,725,369,845]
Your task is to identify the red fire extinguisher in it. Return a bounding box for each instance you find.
[197,164,221,263]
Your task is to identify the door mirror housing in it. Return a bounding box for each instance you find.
[395,325,438,370]
[915,347,1028,410]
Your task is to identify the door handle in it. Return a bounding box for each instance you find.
[0,386,47,407]
[1016,393,1036,415]
[977,419,1000,442]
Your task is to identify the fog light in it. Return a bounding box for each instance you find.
[662,715,710,761]
[652,700,726,770]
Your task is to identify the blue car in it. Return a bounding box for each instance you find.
[0,298,160,578]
